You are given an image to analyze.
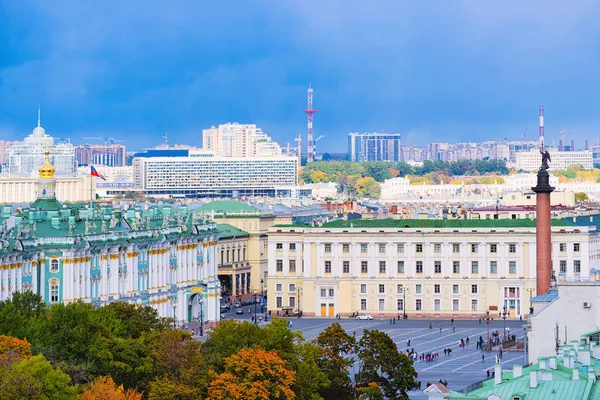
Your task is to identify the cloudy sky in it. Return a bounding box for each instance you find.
[1,1,600,152]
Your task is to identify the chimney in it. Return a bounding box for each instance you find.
[586,140,589,150]
[573,368,580,381]
[513,364,523,378]
[530,371,538,388]
[549,357,557,369]
[571,140,575,151]
[494,363,502,385]
[539,358,547,370]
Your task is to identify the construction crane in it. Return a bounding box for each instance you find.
[520,128,528,150]
[313,135,325,160]
[294,134,302,174]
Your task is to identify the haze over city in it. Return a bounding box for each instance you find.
[1,1,600,151]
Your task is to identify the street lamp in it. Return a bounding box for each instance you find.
[502,306,508,341]
[483,310,494,350]
[171,296,178,330]
[260,278,264,313]
[198,296,204,336]
[254,291,258,325]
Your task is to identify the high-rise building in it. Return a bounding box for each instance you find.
[0,140,10,166]
[132,153,297,198]
[75,144,127,167]
[348,132,402,162]
[5,113,76,175]
[202,123,282,158]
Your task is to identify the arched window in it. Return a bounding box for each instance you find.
[50,259,59,272]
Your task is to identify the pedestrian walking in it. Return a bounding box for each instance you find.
[452,324,456,333]
[440,326,442,333]
[482,354,485,363]
[487,370,490,378]
[466,337,469,345]
[429,321,433,329]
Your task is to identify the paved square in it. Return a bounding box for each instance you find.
[206,312,527,399]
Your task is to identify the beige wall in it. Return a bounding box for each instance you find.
[267,225,595,319]
[0,175,93,203]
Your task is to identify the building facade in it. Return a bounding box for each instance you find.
[5,117,76,175]
[132,155,298,198]
[0,175,93,203]
[75,144,127,167]
[0,155,222,324]
[266,219,597,319]
[202,123,282,158]
[516,150,593,171]
[348,132,402,162]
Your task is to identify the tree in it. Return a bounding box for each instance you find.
[355,177,381,198]
[315,323,354,399]
[309,171,329,183]
[0,354,79,400]
[79,376,142,400]
[356,330,416,400]
[0,291,46,339]
[575,192,589,202]
[357,382,384,400]
[0,335,32,368]
[208,348,296,400]
[321,153,332,161]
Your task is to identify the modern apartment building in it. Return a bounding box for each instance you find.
[266,219,597,319]
[202,123,281,158]
[516,150,593,171]
[132,154,298,198]
[348,132,402,162]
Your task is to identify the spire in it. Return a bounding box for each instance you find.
[37,104,41,128]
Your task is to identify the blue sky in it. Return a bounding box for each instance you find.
[1,1,600,152]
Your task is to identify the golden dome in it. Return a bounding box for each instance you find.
[39,151,56,179]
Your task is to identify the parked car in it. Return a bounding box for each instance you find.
[356,314,373,320]
[235,309,244,315]
[234,302,242,308]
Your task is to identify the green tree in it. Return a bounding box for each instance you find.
[361,162,394,182]
[0,291,46,339]
[356,330,416,400]
[315,323,354,399]
[0,354,79,400]
[321,153,332,161]
[355,177,381,198]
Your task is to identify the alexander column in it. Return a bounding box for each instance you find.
[532,147,554,295]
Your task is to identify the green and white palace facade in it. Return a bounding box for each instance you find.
[0,153,221,323]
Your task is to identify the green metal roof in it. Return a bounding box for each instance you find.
[581,329,600,338]
[216,224,249,239]
[287,218,573,229]
[195,200,261,214]
[30,198,62,211]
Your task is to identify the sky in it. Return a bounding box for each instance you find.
[1,1,600,153]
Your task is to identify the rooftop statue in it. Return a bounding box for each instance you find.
[540,148,551,170]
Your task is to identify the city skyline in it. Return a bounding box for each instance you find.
[1,1,600,152]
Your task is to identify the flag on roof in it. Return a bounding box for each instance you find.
[90,166,106,180]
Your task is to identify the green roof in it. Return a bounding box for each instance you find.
[30,198,62,211]
[581,329,600,338]
[280,219,573,229]
[216,224,250,239]
[195,200,261,214]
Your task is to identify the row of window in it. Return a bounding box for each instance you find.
[275,259,524,275]
[219,247,246,264]
[276,242,582,254]
[361,283,479,295]
[359,298,479,312]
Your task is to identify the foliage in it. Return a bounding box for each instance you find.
[79,376,142,400]
[0,354,79,400]
[0,335,32,365]
[356,330,416,400]
[355,177,381,198]
[575,192,589,202]
[315,323,354,399]
[208,348,296,400]
[0,291,46,339]
[357,382,384,400]
[553,166,600,183]
[299,160,509,197]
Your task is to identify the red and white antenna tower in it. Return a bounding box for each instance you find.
[303,85,318,162]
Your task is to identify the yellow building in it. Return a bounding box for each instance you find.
[267,219,596,319]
